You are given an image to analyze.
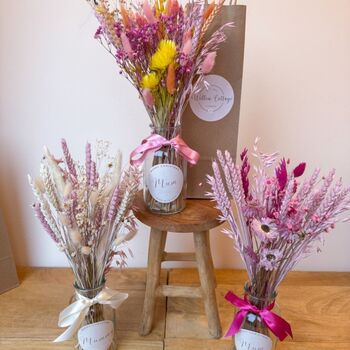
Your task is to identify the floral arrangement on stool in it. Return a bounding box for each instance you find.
[28,139,140,350]
[208,139,350,350]
[85,0,232,214]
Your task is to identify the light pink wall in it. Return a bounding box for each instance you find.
[0,0,349,270]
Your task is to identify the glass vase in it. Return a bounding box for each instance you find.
[73,283,117,350]
[232,285,279,350]
[143,125,187,214]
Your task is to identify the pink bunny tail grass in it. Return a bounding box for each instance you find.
[201,51,216,74]
[142,88,155,108]
[120,32,133,58]
[143,0,156,23]
[182,39,192,56]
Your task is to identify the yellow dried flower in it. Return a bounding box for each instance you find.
[142,72,160,89]
[95,4,107,14]
[150,40,177,70]
[156,0,166,15]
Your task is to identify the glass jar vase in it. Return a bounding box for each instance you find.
[74,283,117,350]
[143,125,187,214]
[232,285,279,350]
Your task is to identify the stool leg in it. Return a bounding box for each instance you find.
[139,228,167,336]
[193,230,222,339]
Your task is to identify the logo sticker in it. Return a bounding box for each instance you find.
[190,74,234,122]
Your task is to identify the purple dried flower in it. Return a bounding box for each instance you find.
[85,142,92,186]
[240,148,250,199]
[90,161,97,187]
[61,139,77,180]
[251,218,278,242]
[259,248,283,271]
[275,158,288,190]
[293,162,306,178]
[94,26,103,39]
[33,203,59,243]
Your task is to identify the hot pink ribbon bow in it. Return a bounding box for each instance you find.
[225,291,293,341]
[130,134,200,166]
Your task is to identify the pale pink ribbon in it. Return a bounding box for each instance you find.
[130,134,200,166]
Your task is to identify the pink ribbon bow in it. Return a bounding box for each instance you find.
[225,291,293,341]
[130,134,200,166]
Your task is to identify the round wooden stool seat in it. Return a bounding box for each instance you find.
[133,191,221,233]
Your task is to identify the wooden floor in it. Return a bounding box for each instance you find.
[0,268,349,349]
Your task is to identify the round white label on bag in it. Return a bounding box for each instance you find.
[78,320,114,350]
[235,329,272,350]
[147,164,183,203]
[190,74,234,122]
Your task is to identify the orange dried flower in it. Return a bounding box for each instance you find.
[204,2,216,21]
[120,4,130,27]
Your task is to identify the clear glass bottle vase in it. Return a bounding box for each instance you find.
[73,283,117,350]
[232,285,279,350]
[143,125,187,214]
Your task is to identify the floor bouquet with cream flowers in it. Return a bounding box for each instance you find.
[28,139,141,350]
[208,139,350,350]
[85,0,232,213]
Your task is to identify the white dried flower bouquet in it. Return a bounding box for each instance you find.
[28,139,141,289]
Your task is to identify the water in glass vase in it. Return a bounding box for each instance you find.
[143,126,187,214]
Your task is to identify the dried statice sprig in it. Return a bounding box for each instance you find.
[29,139,141,289]
[86,0,232,133]
[208,139,350,298]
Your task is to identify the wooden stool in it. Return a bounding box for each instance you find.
[133,191,222,339]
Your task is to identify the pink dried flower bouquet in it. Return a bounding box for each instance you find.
[208,139,350,343]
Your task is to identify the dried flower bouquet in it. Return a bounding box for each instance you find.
[208,139,350,348]
[28,139,141,347]
[88,0,231,131]
[84,0,232,213]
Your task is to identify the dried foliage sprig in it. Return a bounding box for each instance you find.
[29,140,141,289]
[208,138,350,298]
[85,0,232,133]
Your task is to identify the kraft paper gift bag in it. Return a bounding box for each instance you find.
[0,209,19,294]
[183,3,246,198]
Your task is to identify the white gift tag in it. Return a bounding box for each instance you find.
[147,164,183,203]
[77,320,114,350]
[235,329,272,350]
[190,74,234,122]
